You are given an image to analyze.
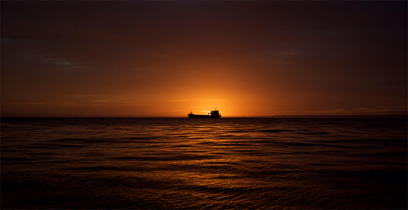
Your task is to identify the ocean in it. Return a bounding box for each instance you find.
[1,117,407,209]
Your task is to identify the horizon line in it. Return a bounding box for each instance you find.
[1,114,407,118]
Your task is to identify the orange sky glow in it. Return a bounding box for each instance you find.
[2,1,407,117]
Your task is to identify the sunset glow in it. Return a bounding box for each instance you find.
[2,1,406,117]
[2,2,407,207]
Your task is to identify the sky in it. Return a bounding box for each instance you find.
[2,1,407,117]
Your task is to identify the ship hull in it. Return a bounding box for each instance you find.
[188,114,221,118]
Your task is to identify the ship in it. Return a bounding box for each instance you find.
[188,108,221,118]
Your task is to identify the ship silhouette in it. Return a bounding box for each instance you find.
[188,108,221,118]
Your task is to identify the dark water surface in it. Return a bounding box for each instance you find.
[1,117,407,209]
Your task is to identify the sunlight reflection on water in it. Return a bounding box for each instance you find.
[1,117,407,209]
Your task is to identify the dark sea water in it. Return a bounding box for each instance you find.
[1,117,407,209]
